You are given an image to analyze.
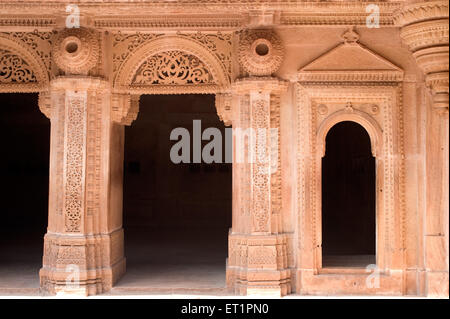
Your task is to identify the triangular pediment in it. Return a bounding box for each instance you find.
[298,29,403,83]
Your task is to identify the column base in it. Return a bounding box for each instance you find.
[39,258,126,296]
[39,229,126,296]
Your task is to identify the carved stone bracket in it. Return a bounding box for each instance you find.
[215,93,232,126]
[111,93,140,126]
[38,91,52,119]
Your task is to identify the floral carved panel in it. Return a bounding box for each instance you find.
[0,48,37,83]
[113,32,232,94]
[0,31,52,92]
[132,50,214,85]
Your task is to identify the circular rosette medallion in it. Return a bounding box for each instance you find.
[52,28,99,75]
[238,29,284,76]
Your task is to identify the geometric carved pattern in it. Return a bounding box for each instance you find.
[0,48,36,83]
[132,51,214,85]
[251,98,271,233]
[64,91,87,232]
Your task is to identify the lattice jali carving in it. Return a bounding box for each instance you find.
[0,48,36,83]
[113,33,231,94]
[132,51,214,85]
[0,32,51,91]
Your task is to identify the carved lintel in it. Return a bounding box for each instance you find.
[215,93,232,126]
[111,93,140,126]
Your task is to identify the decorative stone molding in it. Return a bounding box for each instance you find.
[298,28,404,84]
[238,29,284,76]
[52,28,100,76]
[394,0,449,112]
[94,15,245,31]
[111,93,140,126]
[393,0,449,27]
[0,2,403,28]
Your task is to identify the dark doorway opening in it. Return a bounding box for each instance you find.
[116,94,232,294]
[0,93,50,294]
[321,121,376,268]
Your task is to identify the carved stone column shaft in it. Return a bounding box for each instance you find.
[226,77,290,296]
[39,76,126,296]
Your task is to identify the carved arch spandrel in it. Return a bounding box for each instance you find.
[0,33,49,92]
[114,35,230,94]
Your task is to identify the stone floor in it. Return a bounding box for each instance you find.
[109,225,230,296]
[0,228,43,295]
[0,226,230,296]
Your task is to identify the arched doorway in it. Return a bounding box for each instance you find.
[321,121,376,268]
[114,94,232,294]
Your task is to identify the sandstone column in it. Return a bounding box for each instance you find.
[38,77,130,296]
[37,27,139,295]
[395,0,449,297]
[226,29,291,296]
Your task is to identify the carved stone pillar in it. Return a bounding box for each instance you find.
[395,1,449,297]
[226,77,289,296]
[38,77,132,296]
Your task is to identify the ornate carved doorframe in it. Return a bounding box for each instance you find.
[294,29,407,295]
